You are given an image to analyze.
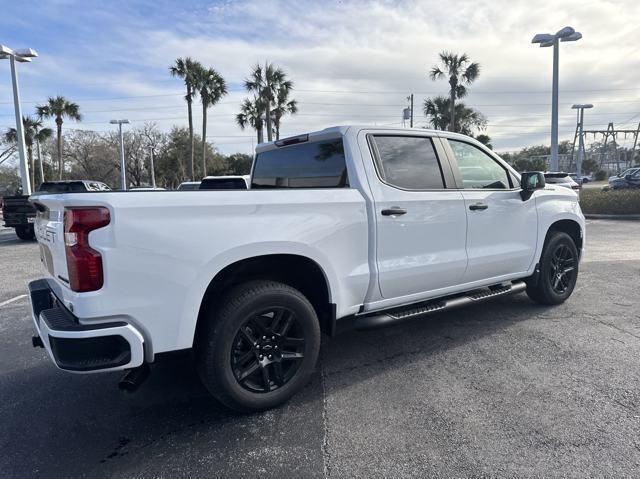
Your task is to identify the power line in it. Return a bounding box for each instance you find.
[3,86,640,106]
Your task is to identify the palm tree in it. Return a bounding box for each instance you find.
[170,57,202,180]
[36,96,81,179]
[272,82,297,141]
[244,63,290,142]
[236,97,265,144]
[195,65,227,177]
[423,96,486,135]
[429,52,480,132]
[5,117,53,189]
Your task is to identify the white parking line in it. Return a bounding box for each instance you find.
[0,294,27,308]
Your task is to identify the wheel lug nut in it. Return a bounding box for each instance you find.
[262,336,267,340]
[274,345,278,349]
[268,355,273,359]
[271,336,275,340]
[259,355,263,359]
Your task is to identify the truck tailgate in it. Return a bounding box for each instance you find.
[32,197,70,286]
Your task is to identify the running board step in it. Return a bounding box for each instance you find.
[354,281,527,331]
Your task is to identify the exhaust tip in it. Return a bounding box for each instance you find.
[118,363,150,392]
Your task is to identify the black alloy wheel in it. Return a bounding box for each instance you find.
[231,307,305,393]
[196,280,321,412]
[548,243,576,295]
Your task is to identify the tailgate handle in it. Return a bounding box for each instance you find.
[381,207,407,216]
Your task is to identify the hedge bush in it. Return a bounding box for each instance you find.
[594,170,607,181]
[579,188,640,215]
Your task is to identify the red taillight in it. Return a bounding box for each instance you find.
[64,207,110,292]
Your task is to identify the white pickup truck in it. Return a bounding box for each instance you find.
[28,126,585,411]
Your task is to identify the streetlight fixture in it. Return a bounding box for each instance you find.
[1,44,38,195]
[532,26,583,172]
[572,103,593,177]
[110,119,130,190]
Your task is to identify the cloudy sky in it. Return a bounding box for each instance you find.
[1,0,639,156]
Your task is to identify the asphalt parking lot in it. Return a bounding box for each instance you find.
[1,220,640,478]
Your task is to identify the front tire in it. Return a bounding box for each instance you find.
[527,231,579,305]
[196,280,321,412]
[15,225,35,241]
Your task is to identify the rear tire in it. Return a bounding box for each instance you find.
[196,280,321,412]
[526,231,579,305]
[15,225,35,241]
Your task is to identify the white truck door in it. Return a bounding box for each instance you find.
[362,133,468,299]
[444,138,538,283]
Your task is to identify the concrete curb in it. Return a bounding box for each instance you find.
[585,214,640,220]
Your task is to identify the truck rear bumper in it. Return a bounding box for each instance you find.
[29,279,145,373]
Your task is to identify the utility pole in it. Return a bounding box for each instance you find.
[1,45,38,195]
[550,37,559,171]
[149,147,156,188]
[410,93,414,128]
[571,104,593,177]
[110,119,130,190]
[37,139,44,183]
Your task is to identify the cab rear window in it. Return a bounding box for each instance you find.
[252,138,349,188]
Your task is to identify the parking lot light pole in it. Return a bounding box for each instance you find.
[532,27,583,172]
[572,104,593,177]
[1,45,38,195]
[110,119,130,190]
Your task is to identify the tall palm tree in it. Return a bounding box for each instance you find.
[236,97,265,144]
[195,65,227,177]
[5,116,53,189]
[170,57,202,180]
[36,96,81,179]
[429,52,480,132]
[244,63,290,142]
[423,96,486,135]
[272,82,297,141]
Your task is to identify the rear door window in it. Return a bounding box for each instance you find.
[252,138,348,188]
[370,135,445,190]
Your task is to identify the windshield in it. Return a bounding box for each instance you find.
[544,176,572,184]
[38,182,87,193]
[199,178,247,190]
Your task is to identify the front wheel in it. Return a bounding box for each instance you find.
[15,225,35,241]
[527,231,579,305]
[196,280,321,412]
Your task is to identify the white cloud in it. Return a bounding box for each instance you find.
[1,0,639,155]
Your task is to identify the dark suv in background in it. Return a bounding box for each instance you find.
[1,180,110,240]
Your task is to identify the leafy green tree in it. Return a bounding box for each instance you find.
[581,158,599,175]
[0,165,21,195]
[155,127,220,187]
[423,96,486,135]
[194,65,227,177]
[475,134,492,149]
[237,96,265,144]
[170,57,202,180]
[4,116,53,189]
[226,153,253,175]
[36,96,81,179]
[429,52,480,132]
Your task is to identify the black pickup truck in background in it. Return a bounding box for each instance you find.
[1,180,111,240]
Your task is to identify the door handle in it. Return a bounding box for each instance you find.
[469,202,488,211]
[381,207,407,216]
